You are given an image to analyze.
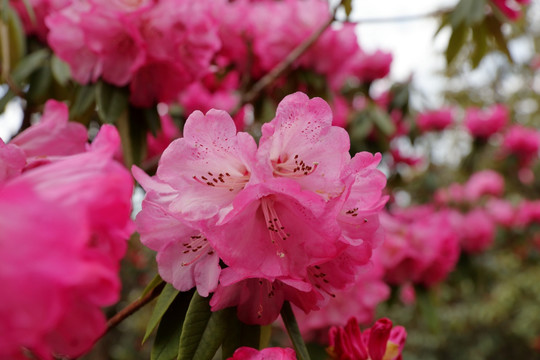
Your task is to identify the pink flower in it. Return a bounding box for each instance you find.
[133,167,220,297]
[416,108,454,133]
[375,208,460,287]
[9,100,87,163]
[502,125,540,168]
[295,263,390,340]
[10,0,69,41]
[459,209,496,254]
[327,317,407,360]
[0,139,25,182]
[486,198,516,228]
[490,0,530,21]
[463,170,505,202]
[146,113,182,161]
[0,125,133,359]
[464,104,508,139]
[227,347,296,360]
[515,200,540,227]
[348,50,393,84]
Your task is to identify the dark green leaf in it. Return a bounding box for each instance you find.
[26,65,52,103]
[144,106,162,137]
[467,0,487,25]
[50,55,71,86]
[281,302,311,360]
[370,107,396,137]
[349,112,374,141]
[144,283,178,345]
[342,0,353,17]
[124,105,149,167]
[449,0,472,27]
[177,292,213,360]
[95,81,129,124]
[471,23,488,68]
[70,84,96,119]
[485,15,513,62]
[11,48,50,84]
[446,23,468,65]
[222,318,261,359]
[192,307,236,360]
[152,290,194,360]
[141,275,164,299]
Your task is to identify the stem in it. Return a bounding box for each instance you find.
[235,0,345,111]
[106,281,165,332]
[280,301,311,360]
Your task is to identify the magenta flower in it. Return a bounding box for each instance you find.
[0,125,133,359]
[328,317,407,360]
[502,124,540,168]
[463,170,505,202]
[464,104,508,139]
[491,0,530,21]
[459,209,496,254]
[416,108,454,133]
[227,347,296,360]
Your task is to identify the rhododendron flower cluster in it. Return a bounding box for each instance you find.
[416,108,454,133]
[327,317,407,360]
[295,262,390,340]
[0,101,133,359]
[502,124,540,168]
[135,92,388,324]
[464,104,508,139]
[374,206,460,287]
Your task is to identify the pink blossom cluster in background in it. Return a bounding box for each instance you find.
[226,347,296,360]
[135,92,388,325]
[464,104,508,139]
[12,0,392,115]
[327,317,407,360]
[0,101,133,359]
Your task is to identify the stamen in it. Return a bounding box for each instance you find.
[180,235,212,267]
[193,169,250,192]
[309,267,336,298]
[273,154,319,178]
[261,198,288,258]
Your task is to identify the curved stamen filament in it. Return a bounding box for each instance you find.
[309,266,336,298]
[180,234,212,267]
[261,198,289,258]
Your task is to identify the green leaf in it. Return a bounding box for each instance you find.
[51,55,71,86]
[0,6,26,71]
[26,65,52,103]
[445,23,468,65]
[449,0,472,27]
[141,275,164,299]
[177,292,213,360]
[467,0,487,25]
[70,84,96,119]
[370,107,396,137]
[123,105,149,167]
[0,89,15,113]
[144,283,178,345]
[151,290,194,360]
[144,106,162,137]
[10,48,50,84]
[95,81,129,124]
[222,318,261,359]
[471,23,488,68]
[192,307,236,360]
[281,302,311,360]
[349,112,373,141]
[342,0,353,17]
[485,15,513,63]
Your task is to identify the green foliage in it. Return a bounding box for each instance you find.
[144,283,178,345]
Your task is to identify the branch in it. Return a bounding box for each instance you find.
[236,0,345,110]
[105,281,165,332]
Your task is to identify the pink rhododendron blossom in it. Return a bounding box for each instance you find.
[296,263,390,340]
[464,104,508,139]
[458,209,496,254]
[138,92,387,323]
[502,125,540,167]
[463,170,505,202]
[515,200,540,227]
[348,50,393,84]
[9,100,87,162]
[486,198,516,228]
[375,207,460,287]
[0,139,25,181]
[227,347,296,360]
[327,317,407,360]
[416,108,454,133]
[491,0,530,20]
[0,125,133,359]
[10,0,69,41]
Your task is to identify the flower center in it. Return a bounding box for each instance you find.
[309,265,336,298]
[261,198,289,258]
[193,170,250,192]
[273,154,319,178]
[180,234,213,267]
